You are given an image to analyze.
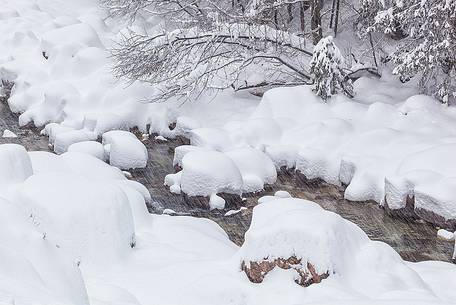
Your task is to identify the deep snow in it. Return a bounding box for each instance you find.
[1,144,455,305]
[1,0,456,304]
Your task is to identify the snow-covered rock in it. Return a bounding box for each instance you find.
[2,129,17,137]
[68,140,106,161]
[239,197,369,285]
[102,130,148,169]
[239,196,434,297]
[54,129,97,154]
[225,147,277,193]
[166,150,243,209]
[437,229,454,241]
[180,150,243,197]
[173,145,208,168]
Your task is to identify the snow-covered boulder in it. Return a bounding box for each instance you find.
[102,130,148,169]
[54,129,97,154]
[239,197,369,286]
[165,150,243,209]
[180,150,243,197]
[239,196,433,294]
[68,140,106,161]
[225,147,277,193]
[172,145,208,169]
[0,144,33,185]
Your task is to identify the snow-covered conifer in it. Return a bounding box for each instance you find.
[310,36,352,100]
[372,0,456,104]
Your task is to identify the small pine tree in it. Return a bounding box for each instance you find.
[310,36,352,101]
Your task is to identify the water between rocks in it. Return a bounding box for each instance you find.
[0,100,453,262]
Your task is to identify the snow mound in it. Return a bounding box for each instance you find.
[68,140,106,161]
[15,172,136,267]
[180,150,243,197]
[102,130,148,169]
[54,129,97,154]
[189,128,233,151]
[173,145,208,168]
[165,150,243,208]
[0,144,33,185]
[239,195,435,297]
[0,197,89,305]
[239,197,369,275]
[225,147,277,192]
[2,129,17,137]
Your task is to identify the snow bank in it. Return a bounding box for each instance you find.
[163,81,456,225]
[102,130,148,169]
[0,197,89,305]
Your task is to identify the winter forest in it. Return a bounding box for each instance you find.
[0,0,455,304]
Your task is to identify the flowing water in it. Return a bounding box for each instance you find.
[0,99,453,262]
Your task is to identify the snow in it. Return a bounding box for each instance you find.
[54,129,97,154]
[162,208,176,215]
[224,207,247,216]
[102,130,148,169]
[154,135,167,141]
[169,146,278,196]
[238,197,369,274]
[225,147,277,192]
[0,197,89,305]
[0,144,33,185]
[437,229,455,241]
[2,129,17,137]
[1,0,456,303]
[0,143,455,305]
[159,81,456,224]
[15,172,136,268]
[167,150,243,199]
[68,140,106,161]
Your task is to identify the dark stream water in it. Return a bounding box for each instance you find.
[0,100,453,262]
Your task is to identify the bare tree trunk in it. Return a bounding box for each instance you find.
[287,4,293,24]
[311,0,322,44]
[329,0,336,28]
[334,0,340,36]
[300,2,305,33]
[274,9,278,28]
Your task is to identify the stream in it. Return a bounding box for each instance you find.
[0,99,453,262]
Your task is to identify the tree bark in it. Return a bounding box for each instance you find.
[311,0,322,44]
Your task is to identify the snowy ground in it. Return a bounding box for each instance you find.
[1,0,456,304]
[0,143,455,305]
